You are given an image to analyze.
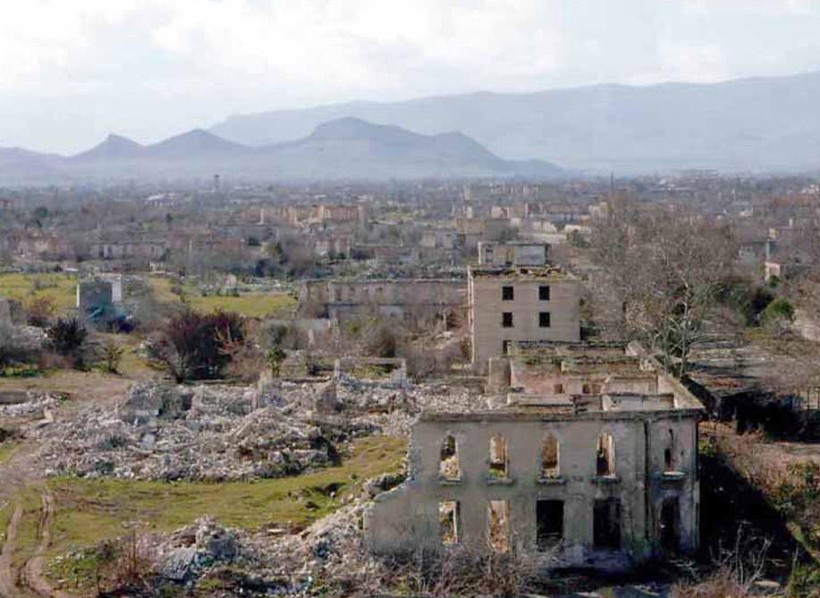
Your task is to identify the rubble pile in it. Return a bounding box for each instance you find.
[35,383,358,481]
[149,503,388,596]
[32,373,487,482]
[0,392,60,418]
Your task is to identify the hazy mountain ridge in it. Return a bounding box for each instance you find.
[0,118,561,184]
[211,71,820,173]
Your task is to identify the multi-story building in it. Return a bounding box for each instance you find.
[366,342,704,571]
[468,265,580,371]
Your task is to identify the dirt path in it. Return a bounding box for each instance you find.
[22,491,76,598]
[0,504,23,598]
[0,376,132,598]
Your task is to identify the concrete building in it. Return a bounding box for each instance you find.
[299,278,465,322]
[76,277,123,312]
[468,265,580,371]
[477,241,549,267]
[365,342,703,571]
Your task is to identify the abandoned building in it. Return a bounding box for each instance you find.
[477,241,549,267]
[365,342,703,571]
[299,278,465,322]
[468,264,581,371]
[76,277,123,312]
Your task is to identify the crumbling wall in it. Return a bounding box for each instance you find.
[366,411,699,570]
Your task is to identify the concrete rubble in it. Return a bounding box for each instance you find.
[148,502,384,596]
[30,376,485,482]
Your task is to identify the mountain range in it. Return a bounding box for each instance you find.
[211,71,820,174]
[0,118,562,185]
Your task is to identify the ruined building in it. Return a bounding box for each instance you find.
[366,342,703,571]
[468,264,581,371]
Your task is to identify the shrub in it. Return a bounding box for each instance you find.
[760,297,795,326]
[26,295,56,327]
[47,317,89,368]
[148,310,245,382]
[102,339,125,374]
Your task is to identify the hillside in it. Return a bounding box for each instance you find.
[211,71,820,173]
[0,118,561,184]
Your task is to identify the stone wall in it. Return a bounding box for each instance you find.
[365,410,700,571]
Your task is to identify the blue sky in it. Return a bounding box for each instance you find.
[2,0,819,153]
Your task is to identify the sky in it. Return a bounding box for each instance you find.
[2,0,820,154]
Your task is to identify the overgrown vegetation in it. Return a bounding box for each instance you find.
[147,310,245,382]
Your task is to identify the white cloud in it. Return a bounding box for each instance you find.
[1,0,819,152]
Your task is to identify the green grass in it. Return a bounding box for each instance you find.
[147,276,296,318]
[46,436,405,556]
[0,272,78,312]
[185,293,296,319]
[10,486,45,574]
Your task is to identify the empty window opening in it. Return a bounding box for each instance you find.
[553,383,564,394]
[439,501,460,545]
[664,429,677,471]
[593,498,622,549]
[536,500,564,550]
[582,383,591,394]
[489,434,509,479]
[440,434,460,481]
[539,285,551,301]
[540,435,560,478]
[539,312,551,328]
[488,500,510,553]
[502,312,514,328]
[502,286,514,301]
[596,432,616,477]
[660,497,680,553]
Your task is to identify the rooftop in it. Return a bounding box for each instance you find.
[468,265,577,280]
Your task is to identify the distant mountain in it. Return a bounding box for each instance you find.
[0,118,561,184]
[71,133,143,161]
[146,129,249,159]
[211,71,820,173]
[256,117,561,179]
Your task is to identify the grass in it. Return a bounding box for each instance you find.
[46,435,405,556]
[184,293,296,319]
[0,272,78,313]
[147,276,296,318]
[10,486,45,575]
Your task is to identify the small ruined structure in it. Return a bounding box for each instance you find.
[76,277,122,312]
[366,342,703,571]
[477,241,549,267]
[468,264,581,371]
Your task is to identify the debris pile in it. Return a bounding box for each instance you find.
[32,374,485,481]
[35,382,357,481]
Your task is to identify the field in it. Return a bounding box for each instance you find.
[148,276,296,318]
[47,435,404,543]
[0,272,79,312]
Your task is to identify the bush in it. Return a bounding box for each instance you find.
[26,296,56,327]
[760,297,795,326]
[148,310,245,382]
[47,317,89,368]
[787,563,820,598]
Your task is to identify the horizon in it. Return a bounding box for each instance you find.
[4,68,820,156]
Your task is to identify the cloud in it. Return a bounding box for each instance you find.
[1,0,820,152]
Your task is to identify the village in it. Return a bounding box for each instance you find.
[0,175,818,597]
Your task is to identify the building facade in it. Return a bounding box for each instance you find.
[365,343,703,571]
[468,265,581,371]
